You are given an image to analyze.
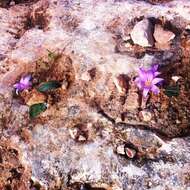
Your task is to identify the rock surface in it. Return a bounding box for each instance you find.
[0,0,190,190]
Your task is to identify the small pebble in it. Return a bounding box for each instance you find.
[139,110,152,122]
[122,35,131,41]
[78,135,87,142]
[116,144,126,155]
[61,80,69,90]
[125,147,136,159]
[116,144,137,159]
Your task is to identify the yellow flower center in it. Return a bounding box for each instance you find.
[145,80,151,87]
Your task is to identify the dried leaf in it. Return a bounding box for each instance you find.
[47,49,58,61]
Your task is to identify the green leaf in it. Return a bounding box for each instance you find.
[29,103,47,118]
[37,81,61,92]
[164,85,180,97]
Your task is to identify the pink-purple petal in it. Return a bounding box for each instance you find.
[152,64,158,72]
[16,84,24,90]
[138,68,147,79]
[16,89,19,95]
[13,83,20,88]
[154,71,161,77]
[152,77,164,85]
[22,75,32,85]
[20,77,25,84]
[151,84,160,94]
[135,77,143,89]
[137,81,143,89]
[143,88,150,97]
[146,71,154,81]
[135,77,140,83]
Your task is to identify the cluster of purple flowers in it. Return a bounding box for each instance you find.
[13,65,163,98]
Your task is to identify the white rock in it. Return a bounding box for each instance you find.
[116,144,125,155]
[130,19,154,47]
[172,76,181,82]
[69,128,78,139]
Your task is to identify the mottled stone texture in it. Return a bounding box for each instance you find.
[0,0,190,190]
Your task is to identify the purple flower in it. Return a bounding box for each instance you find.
[135,65,164,97]
[13,74,32,94]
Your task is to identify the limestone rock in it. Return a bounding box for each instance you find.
[130,19,154,47]
[0,0,190,190]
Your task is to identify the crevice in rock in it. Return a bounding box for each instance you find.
[115,122,169,140]
[93,100,171,140]
[24,1,50,31]
[94,98,190,140]
[97,107,116,124]
[143,0,173,4]
[68,182,107,190]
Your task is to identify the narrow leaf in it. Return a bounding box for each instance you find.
[164,85,180,97]
[29,103,47,118]
[37,81,61,92]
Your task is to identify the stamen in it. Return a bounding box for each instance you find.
[145,80,151,87]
